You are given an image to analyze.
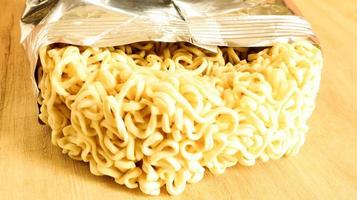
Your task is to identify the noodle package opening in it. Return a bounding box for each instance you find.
[20,0,323,196]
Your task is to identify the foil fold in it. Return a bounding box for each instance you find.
[21,0,319,76]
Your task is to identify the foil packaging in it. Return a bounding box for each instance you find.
[20,0,319,91]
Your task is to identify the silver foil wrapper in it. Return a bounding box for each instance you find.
[20,0,319,81]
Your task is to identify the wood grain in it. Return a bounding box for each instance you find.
[1,0,357,199]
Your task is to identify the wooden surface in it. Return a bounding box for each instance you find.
[1,0,357,199]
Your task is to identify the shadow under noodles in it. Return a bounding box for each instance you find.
[20,115,145,197]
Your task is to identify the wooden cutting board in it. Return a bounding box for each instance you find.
[0,0,356,199]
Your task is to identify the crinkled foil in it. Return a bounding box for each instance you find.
[20,0,319,85]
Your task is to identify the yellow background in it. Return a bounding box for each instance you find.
[0,0,356,199]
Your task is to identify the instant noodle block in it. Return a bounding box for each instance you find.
[37,41,322,195]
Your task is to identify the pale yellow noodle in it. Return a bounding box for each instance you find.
[38,41,322,195]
